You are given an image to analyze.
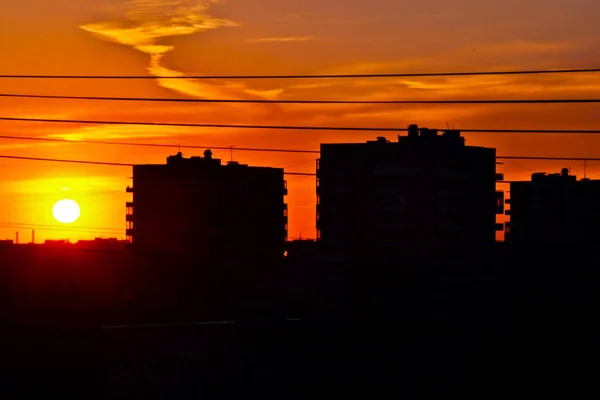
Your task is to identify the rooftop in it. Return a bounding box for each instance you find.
[321,124,471,149]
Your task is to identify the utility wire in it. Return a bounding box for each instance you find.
[2,93,600,104]
[0,154,315,176]
[2,134,600,162]
[1,68,599,80]
[498,156,600,161]
[0,154,132,167]
[0,135,319,154]
[0,221,122,234]
[3,116,600,134]
[1,153,599,176]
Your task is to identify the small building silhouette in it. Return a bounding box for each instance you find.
[506,168,600,244]
[76,238,126,250]
[316,124,502,262]
[125,151,288,265]
[43,239,70,247]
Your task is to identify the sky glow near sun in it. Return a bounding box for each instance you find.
[1,0,600,242]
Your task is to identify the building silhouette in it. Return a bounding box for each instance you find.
[506,168,600,244]
[126,151,288,265]
[76,238,126,250]
[316,124,503,262]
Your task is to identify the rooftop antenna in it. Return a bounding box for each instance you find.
[446,121,450,129]
[229,146,234,162]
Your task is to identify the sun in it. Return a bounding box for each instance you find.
[52,199,81,224]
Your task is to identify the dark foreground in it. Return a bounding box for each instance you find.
[2,315,597,398]
[1,246,599,397]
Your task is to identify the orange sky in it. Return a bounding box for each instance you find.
[1,0,600,242]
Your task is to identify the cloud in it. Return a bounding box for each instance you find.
[41,121,250,142]
[247,36,315,43]
[44,124,206,141]
[81,0,238,53]
[80,1,274,102]
[5,176,125,194]
[468,40,581,57]
[0,142,62,151]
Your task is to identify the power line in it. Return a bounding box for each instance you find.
[0,135,320,154]
[0,221,122,234]
[0,154,132,167]
[2,92,600,104]
[1,68,600,80]
[2,152,599,178]
[284,172,316,176]
[3,116,600,134]
[3,134,600,162]
[0,189,125,209]
[498,156,600,161]
[0,154,316,176]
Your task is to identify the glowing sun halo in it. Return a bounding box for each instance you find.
[52,199,81,224]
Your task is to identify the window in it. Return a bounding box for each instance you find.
[495,191,505,214]
[373,192,406,209]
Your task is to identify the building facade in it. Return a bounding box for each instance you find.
[316,124,502,262]
[126,151,288,264]
[506,168,600,244]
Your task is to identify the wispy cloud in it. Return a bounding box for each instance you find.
[247,36,315,43]
[45,124,198,141]
[0,142,62,151]
[81,1,238,54]
[5,176,125,194]
[468,40,581,57]
[79,1,266,101]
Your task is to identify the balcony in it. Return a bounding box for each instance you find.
[495,173,504,181]
[126,214,134,221]
[126,229,134,236]
[126,201,134,207]
[126,186,134,193]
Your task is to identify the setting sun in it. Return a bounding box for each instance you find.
[52,199,81,224]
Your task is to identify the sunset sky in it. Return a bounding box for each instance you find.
[1,0,600,242]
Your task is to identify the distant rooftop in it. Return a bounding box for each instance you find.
[322,124,469,148]
[159,151,275,170]
[522,168,600,183]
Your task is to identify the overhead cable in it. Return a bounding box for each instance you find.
[1,68,599,80]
